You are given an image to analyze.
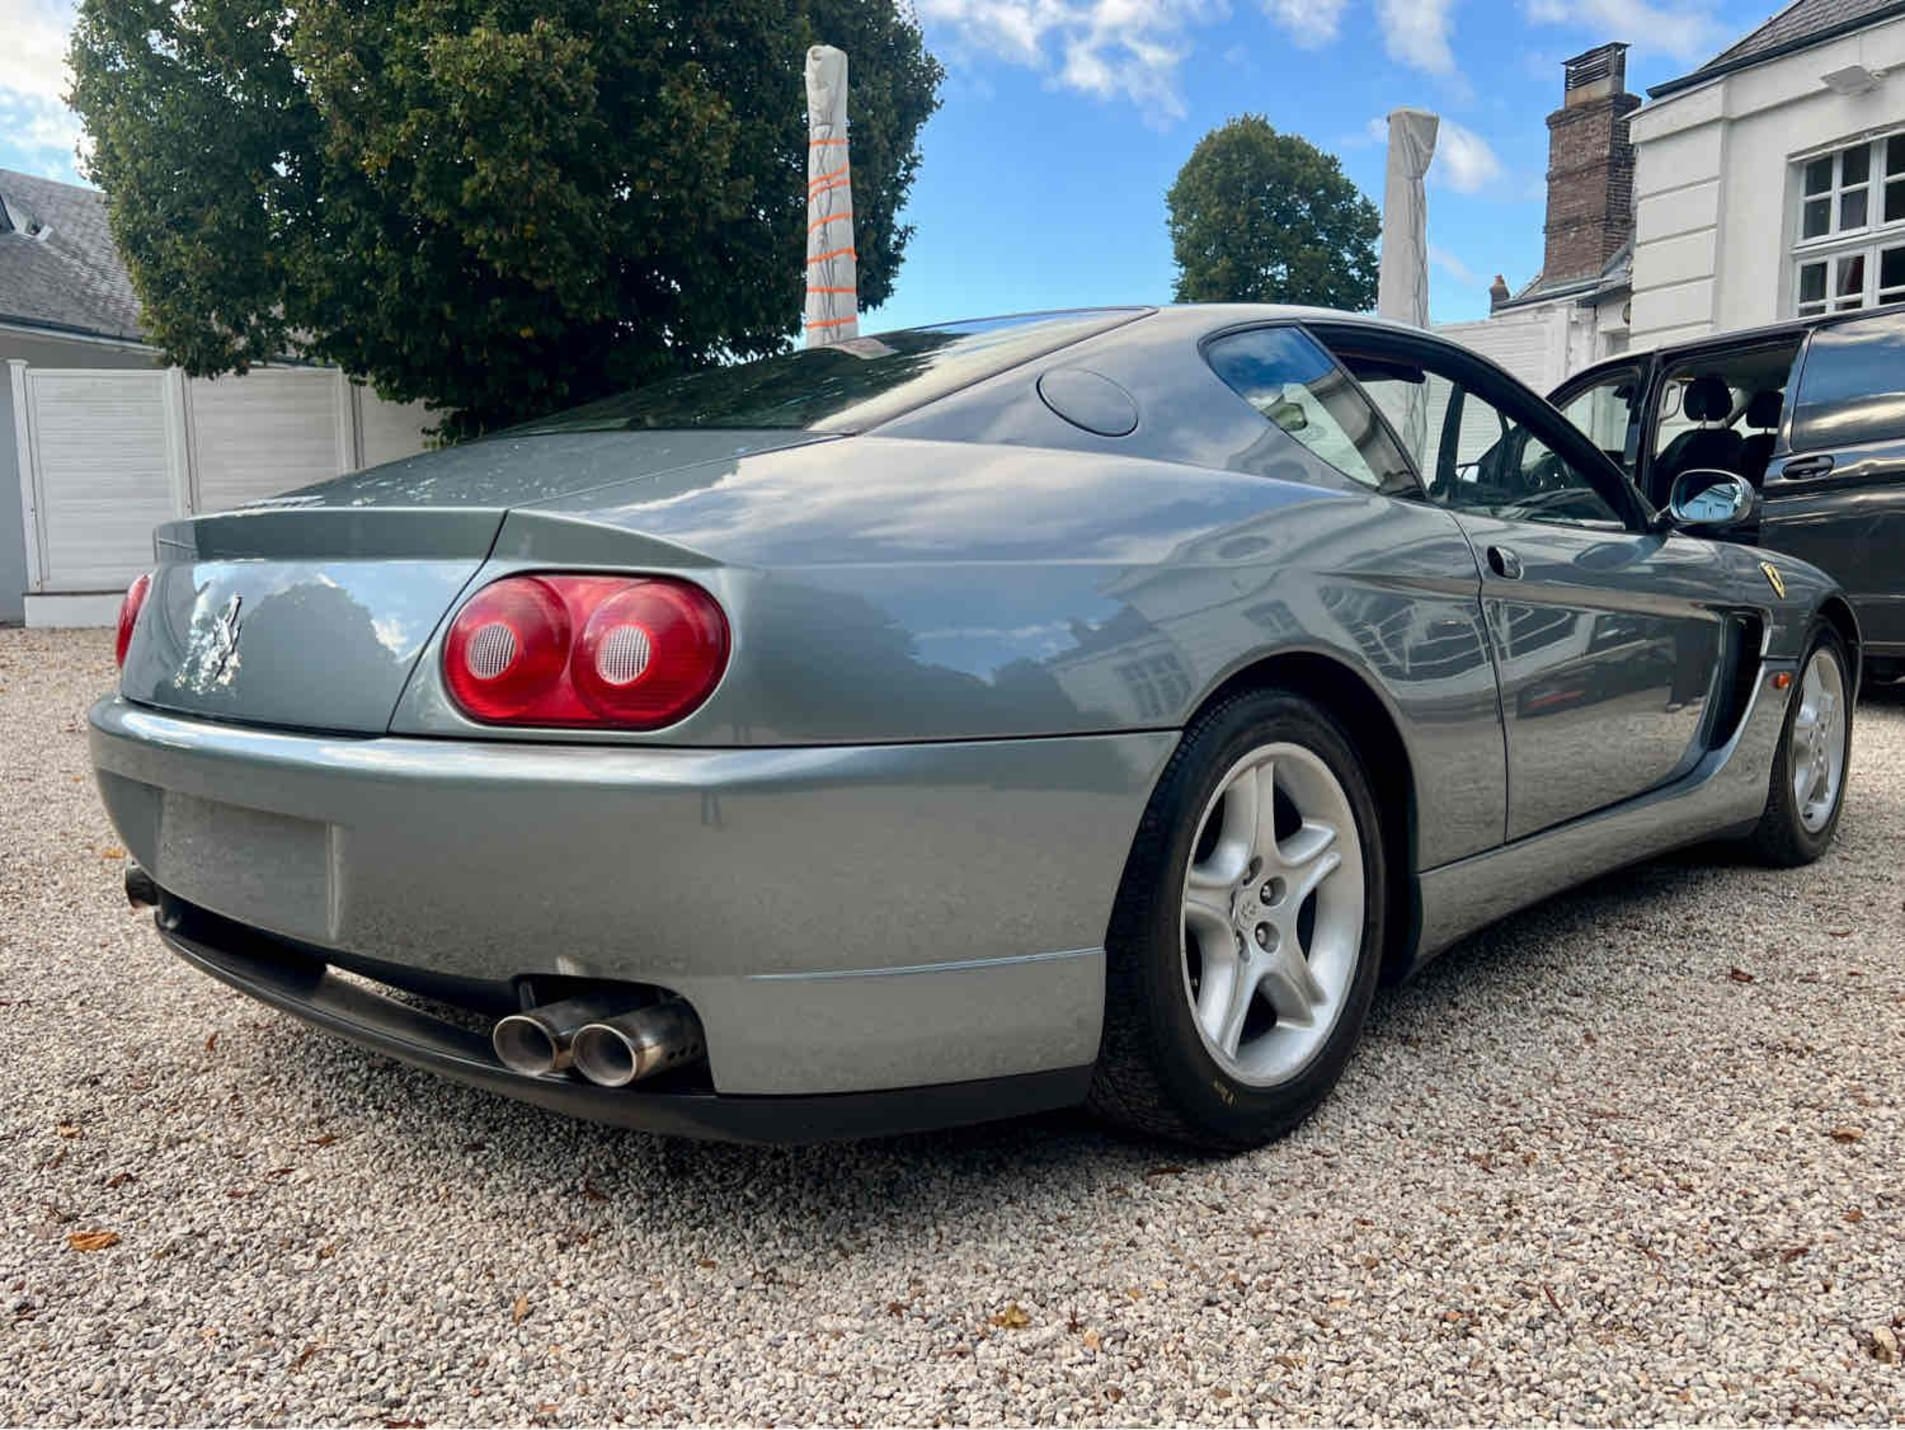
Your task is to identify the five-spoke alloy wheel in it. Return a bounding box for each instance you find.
[1092,688,1386,1150]
[1179,744,1364,1088]
[1750,623,1854,868]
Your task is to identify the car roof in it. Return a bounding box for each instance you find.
[1569,300,1905,382]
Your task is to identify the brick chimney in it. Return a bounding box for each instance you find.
[1541,43,1639,285]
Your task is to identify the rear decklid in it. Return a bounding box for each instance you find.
[119,430,825,732]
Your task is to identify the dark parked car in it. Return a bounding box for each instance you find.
[1553,307,1905,683]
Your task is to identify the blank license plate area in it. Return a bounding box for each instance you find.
[157,793,332,942]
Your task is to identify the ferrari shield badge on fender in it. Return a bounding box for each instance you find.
[1760,561,1787,599]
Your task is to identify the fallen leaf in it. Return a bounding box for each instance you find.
[1830,1126,1865,1143]
[204,1032,218,1053]
[990,1304,1031,1330]
[1727,967,1756,984]
[1144,1164,1186,1178]
[56,1123,81,1139]
[885,1300,904,1317]
[104,1171,137,1189]
[696,1258,717,1270]
[579,1180,609,1203]
[1779,1245,1810,1263]
[308,1134,337,1147]
[512,1294,529,1326]
[1827,928,1853,939]
[1845,1208,1866,1223]
[99,846,126,860]
[1081,1329,1102,1352]
[66,1230,119,1252]
[1872,1326,1901,1365]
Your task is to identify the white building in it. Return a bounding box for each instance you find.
[1449,2,1905,385]
[1629,0,1905,348]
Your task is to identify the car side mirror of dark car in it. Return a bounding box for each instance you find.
[1659,469,1760,534]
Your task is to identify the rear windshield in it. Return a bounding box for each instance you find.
[517,309,1147,435]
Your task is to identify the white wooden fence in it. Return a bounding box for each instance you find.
[7,361,430,622]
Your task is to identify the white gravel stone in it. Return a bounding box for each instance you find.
[1,626,1901,1424]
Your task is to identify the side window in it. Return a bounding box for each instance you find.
[1790,313,1905,451]
[1553,368,1640,471]
[1204,327,1419,496]
[1341,349,1625,528]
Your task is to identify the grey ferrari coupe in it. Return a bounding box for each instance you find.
[91,306,1858,1149]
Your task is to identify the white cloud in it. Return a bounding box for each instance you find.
[1376,0,1459,77]
[1523,0,1725,64]
[1260,0,1348,49]
[1429,243,1479,286]
[918,0,1220,119]
[0,0,81,173]
[1,0,73,103]
[1430,119,1503,193]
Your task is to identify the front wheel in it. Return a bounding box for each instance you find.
[1748,626,1853,867]
[1090,689,1387,1150]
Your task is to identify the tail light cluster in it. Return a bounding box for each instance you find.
[442,574,729,729]
[115,572,152,668]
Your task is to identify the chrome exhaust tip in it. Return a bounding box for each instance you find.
[492,995,639,1077]
[571,1001,706,1088]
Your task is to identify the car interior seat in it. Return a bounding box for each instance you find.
[1739,389,1784,489]
[1654,374,1746,499]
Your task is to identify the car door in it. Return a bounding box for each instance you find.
[1548,359,1648,478]
[1761,311,1905,657]
[1311,325,1733,841]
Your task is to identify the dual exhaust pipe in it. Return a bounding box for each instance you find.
[491,995,705,1087]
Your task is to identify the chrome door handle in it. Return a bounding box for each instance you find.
[1781,454,1834,479]
[1487,546,1524,580]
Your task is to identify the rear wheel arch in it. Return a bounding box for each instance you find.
[1181,651,1419,977]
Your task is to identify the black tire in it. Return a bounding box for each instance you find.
[1748,624,1853,868]
[1089,687,1388,1151]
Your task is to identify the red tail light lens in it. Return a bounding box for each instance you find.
[442,574,729,730]
[115,572,152,668]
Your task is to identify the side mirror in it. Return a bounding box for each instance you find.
[1663,468,1759,533]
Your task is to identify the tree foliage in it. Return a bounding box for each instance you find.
[1167,115,1378,311]
[69,0,941,435]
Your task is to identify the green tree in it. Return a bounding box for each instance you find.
[69,0,940,436]
[1167,115,1378,310]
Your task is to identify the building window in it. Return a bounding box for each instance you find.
[1794,134,1905,316]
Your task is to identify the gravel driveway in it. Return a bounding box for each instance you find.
[2,626,1901,1426]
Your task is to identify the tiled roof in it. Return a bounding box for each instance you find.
[0,168,146,343]
[1650,0,1905,97]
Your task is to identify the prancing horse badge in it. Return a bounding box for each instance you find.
[1759,561,1787,599]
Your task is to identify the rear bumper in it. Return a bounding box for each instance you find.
[155,895,1092,1142]
[90,697,1176,1097]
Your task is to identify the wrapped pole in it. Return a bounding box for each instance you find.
[1377,107,1438,329]
[800,46,861,348]
[1377,108,1439,466]
[804,45,858,347]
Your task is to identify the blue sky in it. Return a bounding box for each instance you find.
[4,0,1777,327]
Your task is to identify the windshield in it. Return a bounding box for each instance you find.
[515,309,1148,435]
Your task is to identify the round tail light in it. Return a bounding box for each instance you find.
[442,574,729,730]
[442,577,571,720]
[115,572,152,669]
[571,582,729,726]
